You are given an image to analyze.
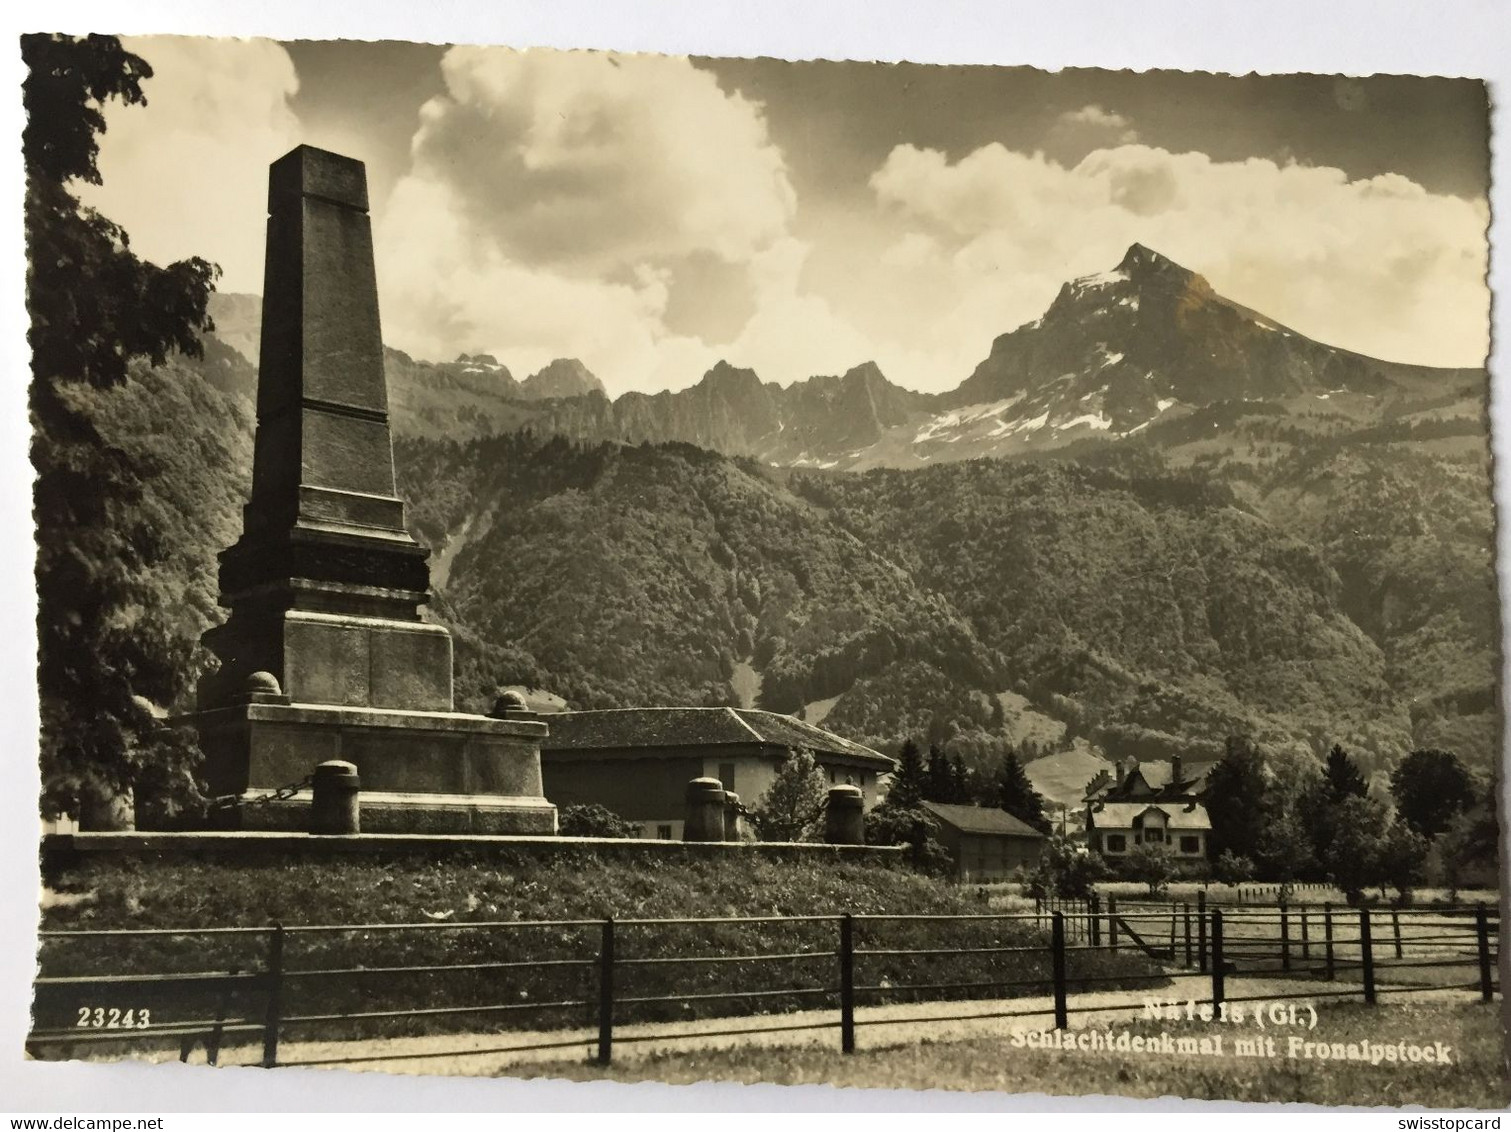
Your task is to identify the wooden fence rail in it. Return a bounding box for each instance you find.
[28,903,1500,1068]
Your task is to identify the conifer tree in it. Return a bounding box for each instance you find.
[948,753,970,804]
[924,743,952,802]
[1322,743,1368,803]
[996,750,1049,832]
[887,737,927,809]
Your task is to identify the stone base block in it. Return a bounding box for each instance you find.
[202,606,453,713]
[233,793,558,835]
[192,701,556,835]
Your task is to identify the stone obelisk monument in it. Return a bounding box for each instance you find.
[193,144,556,834]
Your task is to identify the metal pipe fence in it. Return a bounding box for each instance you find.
[28,902,1499,1068]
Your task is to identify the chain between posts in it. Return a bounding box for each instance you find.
[211,775,314,813]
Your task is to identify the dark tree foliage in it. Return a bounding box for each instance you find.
[995,750,1049,833]
[1431,784,1500,897]
[887,737,927,810]
[863,803,953,877]
[557,804,638,839]
[1026,836,1108,900]
[1324,795,1389,903]
[751,748,828,842]
[1377,820,1429,904]
[24,34,219,819]
[1202,735,1272,861]
[1254,811,1315,901]
[1212,849,1255,888]
[924,743,953,802]
[1390,749,1477,838]
[948,753,970,803]
[1322,743,1368,803]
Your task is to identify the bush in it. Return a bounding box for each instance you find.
[751,748,828,842]
[1213,850,1255,888]
[864,804,953,877]
[1122,842,1176,898]
[558,804,638,838]
[1027,836,1108,900]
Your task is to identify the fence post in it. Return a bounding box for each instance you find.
[1324,903,1335,981]
[840,914,856,1054]
[1279,902,1290,973]
[1210,910,1225,1011]
[1197,890,1208,974]
[597,917,615,1066]
[1359,910,1376,1006]
[1052,912,1068,1030]
[1089,893,1102,947]
[261,922,284,1069]
[1183,902,1192,967]
[1108,894,1119,953]
[1300,909,1310,963]
[1391,910,1404,960]
[209,967,235,1067]
[1476,903,1494,1004]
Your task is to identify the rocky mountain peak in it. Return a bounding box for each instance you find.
[520,357,605,400]
[699,360,764,393]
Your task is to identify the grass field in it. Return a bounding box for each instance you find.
[32,851,1167,1049]
[538,1002,1510,1108]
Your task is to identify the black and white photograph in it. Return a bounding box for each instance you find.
[8,6,1509,1115]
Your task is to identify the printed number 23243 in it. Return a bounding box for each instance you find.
[76,1006,151,1029]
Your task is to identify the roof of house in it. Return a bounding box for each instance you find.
[1086,759,1216,802]
[1089,801,1213,831]
[1133,760,1216,790]
[921,802,1047,839]
[540,707,894,769]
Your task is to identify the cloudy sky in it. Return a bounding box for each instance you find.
[80,37,1490,395]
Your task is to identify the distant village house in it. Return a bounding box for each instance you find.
[1083,755,1213,860]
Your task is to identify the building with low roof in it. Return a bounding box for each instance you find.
[539,706,895,840]
[1083,755,1214,860]
[920,801,1046,882]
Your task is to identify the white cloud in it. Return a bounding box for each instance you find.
[80,37,302,293]
[377,46,827,392]
[1045,104,1140,159]
[869,142,1489,370]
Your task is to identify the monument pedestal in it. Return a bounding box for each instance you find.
[198,701,557,834]
[189,145,556,836]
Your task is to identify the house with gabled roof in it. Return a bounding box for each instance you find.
[1083,755,1214,861]
[539,707,895,840]
[921,801,1046,881]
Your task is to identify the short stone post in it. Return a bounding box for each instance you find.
[310,760,360,834]
[723,790,743,842]
[683,777,727,842]
[824,785,865,845]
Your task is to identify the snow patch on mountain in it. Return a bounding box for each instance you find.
[1056,412,1113,432]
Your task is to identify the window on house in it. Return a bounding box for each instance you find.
[1106,834,1127,853]
[1144,828,1164,844]
[656,824,673,840]
[1180,835,1201,854]
[718,763,736,791]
